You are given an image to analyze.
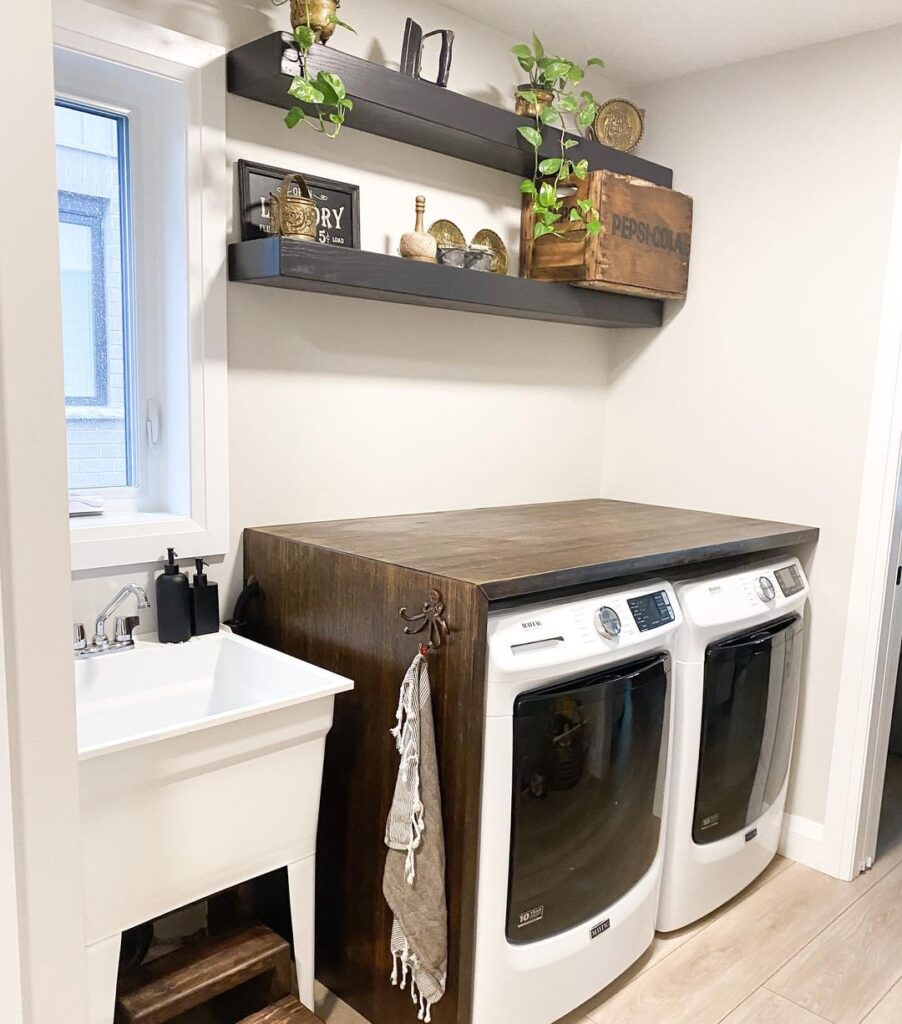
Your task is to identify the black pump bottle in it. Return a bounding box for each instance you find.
[190,559,220,636]
[156,548,192,643]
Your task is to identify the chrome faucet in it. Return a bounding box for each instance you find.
[74,584,151,659]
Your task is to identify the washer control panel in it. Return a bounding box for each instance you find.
[627,590,676,631]
[775,563,805,597]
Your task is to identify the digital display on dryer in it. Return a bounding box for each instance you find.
[627,591,675,632]
[775,565,804,597]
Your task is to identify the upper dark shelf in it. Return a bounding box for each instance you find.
[227,34,674,187]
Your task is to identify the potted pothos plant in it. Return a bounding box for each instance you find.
[272,0,356,137]
[513,35,605,240]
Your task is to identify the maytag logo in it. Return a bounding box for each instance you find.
[521,620,543,629]
[745,827,758,843]
[518,906,544,928]
[591,919,611,940]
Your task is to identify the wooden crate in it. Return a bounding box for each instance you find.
[520,170,693,300]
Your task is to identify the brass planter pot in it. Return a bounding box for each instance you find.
[515,84,554,118]
[289,0,340,43]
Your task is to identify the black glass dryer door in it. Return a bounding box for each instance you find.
[693,615,803,845]
[507,654,669,944]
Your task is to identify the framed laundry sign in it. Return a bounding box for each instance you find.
[237,159,360,247]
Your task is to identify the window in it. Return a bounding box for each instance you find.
[56,101,134,490]
[54,4,228,572]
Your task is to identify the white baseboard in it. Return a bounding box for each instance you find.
[779,813,835,874]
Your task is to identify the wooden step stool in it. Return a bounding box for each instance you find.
[238,996,320,1023]
[115,925,297,1024]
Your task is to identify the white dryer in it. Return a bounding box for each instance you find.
[657,557,808,933]
[472,582,682,1024]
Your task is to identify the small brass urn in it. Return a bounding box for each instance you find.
[289,0,341,43]
[399,196,438,263]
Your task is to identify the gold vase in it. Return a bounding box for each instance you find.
[289,0,340,43]
[515,84,554,118]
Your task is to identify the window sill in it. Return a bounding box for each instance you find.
[70,512,228,572]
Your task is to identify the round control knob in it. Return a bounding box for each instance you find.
[595,606,622,638]
[755,576,776,603]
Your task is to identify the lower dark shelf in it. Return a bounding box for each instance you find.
[228,238,663,330]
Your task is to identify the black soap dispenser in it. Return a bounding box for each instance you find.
[156,548,192,643]
[190,559,220,636]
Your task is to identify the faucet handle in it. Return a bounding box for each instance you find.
[73,623,87,652]
[113,616,141,644]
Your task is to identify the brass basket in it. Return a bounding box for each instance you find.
[289,0,340,42]
[270,173,318,242]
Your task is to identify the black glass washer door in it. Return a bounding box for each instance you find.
[693,615,802,845]
[507,654,669,944]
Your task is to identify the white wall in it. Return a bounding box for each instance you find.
[602,26,902,836]
[70,0,626,629]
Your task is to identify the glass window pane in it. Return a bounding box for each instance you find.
[55,101,133,491]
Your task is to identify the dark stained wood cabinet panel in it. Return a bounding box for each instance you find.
[244,531,488,1024]
[257,499,819,603]
[227,34,673,187]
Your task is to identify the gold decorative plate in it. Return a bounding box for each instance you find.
[593,98,645,153]
[471,229,509,275]
[428,219,466,250]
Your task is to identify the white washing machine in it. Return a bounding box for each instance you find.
[471,581,682,1024]
[657,557,808,933]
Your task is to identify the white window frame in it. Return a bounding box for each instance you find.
[54,0,228,571]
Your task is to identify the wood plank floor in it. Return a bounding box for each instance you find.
[317,756,902,1024]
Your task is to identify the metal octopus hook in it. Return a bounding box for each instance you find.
[399,589,450,651]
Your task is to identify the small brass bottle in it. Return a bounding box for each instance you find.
[400,195,438,263]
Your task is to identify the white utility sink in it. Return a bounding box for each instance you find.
[76,629,353,1024]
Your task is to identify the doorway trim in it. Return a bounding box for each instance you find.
[822,141,902,880]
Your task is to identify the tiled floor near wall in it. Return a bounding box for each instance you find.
[319,756,902,1024]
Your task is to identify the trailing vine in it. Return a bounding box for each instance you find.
[513,35,605,239]
[276,1,356,138]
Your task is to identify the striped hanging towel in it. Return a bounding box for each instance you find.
[383,652,448,1022]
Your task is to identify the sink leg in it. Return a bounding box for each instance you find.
[286,856,315,1011]
[86,933,121,1024]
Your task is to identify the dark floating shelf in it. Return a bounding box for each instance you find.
[228,238,663,329]
[227,34,674,187]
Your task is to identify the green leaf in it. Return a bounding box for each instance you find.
[328,15,356,32]
[558,95,578,113]
[517,56,535,74]
[541,60,570,81]
[562,139,579,150]
[511,43,533,59]
[581,90,596,103]
[329,112,343,124]
[572,159,589,180]
[577,198,594,214]
[570,208,582,221]
[517,89,538,104]
[288,77,325,104]
[538,181,556,207]
[284,106,305,129]
[534,222,555,239]
[294,25,316,48]
[340,97,354,110]
[577,103,597,127]
[538,157,563,175]
[567,65,584,84]
[315,70,345,106]
[533,33,545,58]
[587,57,606,67]
[540,106,561,124]
[517,125,543,149]
[519,179,538,194]
[586,219,602,235]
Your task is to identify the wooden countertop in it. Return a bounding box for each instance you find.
[249,499,818,602]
